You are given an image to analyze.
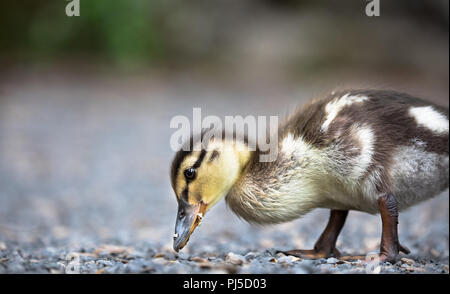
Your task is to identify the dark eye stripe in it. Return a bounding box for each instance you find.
[209,150,220,162]
[170,150,192,190]
[192,149,207,169]
[178,150,206,202]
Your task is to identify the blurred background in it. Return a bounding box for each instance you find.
[0,0,448,262]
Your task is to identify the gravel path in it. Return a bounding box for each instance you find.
[0,70,448,274]
[0,192,448,274]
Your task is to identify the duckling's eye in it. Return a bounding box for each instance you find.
[184,168,196,180]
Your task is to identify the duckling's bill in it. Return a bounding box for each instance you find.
[173,200,206,252]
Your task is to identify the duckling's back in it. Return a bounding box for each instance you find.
[284,89,449,212]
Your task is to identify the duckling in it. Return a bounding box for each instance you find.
[170,89,449,263]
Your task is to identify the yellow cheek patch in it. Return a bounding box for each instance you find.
[195,150,239,205]
[173,145,244,208]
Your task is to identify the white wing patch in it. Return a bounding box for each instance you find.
[409,106,449,134]
[321,94,369,132]
[351,124,375,180]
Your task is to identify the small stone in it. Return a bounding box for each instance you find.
[244,252,258,260]
[207,269,228,274]
[0,242,7,251]
[263,248,278,256]
[96,260,113,267]
[152,258,169,265]
[278,255,300,264]
[326,257,339,264]
[372,265,382,274]
[406,266,426,273]
[430,249,440,258]
[225,252,246,265]
[292,267,308,274]
[79,254,95,262]
[190,257,208,263]
[93,245,134,257]
[400,257,415,266]
[198,262,212,269]
[400,263,410,268]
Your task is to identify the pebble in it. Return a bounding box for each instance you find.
[401,257,415,266]
[198,262,213,269]
[278,255,300,264]
[96,260,114,267]
[292,267,309,274]
[405,266,426,273]
[326,257,340,264]
[244,252,258,260]
[154,251,177,260]
[262,248,278,256]
[152,258,169,265]
[190,257,208,263]
[0,242,7,251]
[0,242,446,274]
[430,249,440,258]
[225,252,246,265]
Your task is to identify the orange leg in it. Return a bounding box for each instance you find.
[280,210,348,259]
[280,199,410,262]
[335,194,410,263]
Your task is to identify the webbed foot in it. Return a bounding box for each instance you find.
[279,248,341,259]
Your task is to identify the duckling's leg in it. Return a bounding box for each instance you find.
[340,193,410,263]
[280,210,348,259]
[377,193,411,263]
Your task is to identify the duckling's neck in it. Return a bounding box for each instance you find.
[225,134,325,225]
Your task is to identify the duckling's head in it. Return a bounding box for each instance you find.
[170,138,251,252]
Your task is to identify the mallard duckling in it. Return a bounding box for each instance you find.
[170,89,449,263]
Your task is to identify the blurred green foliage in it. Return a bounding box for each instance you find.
[0,0,447,70]
[0,0,166,67]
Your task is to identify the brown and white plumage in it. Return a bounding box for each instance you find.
[170,89,449,260]
[227,90,449,221]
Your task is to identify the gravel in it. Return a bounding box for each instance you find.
[0,227,448,274]
[0,70,448,274]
